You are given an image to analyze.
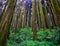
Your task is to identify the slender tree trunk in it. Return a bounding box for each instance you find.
[47,0,55,27]
[49,0,58,26]
[30,14,33,27]
[32,0,37,40]
[36,1,41,29]
[28,9,31,27]
[23,6,26,28]
[44,0,51,29]
[18,2,22,28]
[39,0,46,28]
[51,0,60,26]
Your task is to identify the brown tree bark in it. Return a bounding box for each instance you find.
[0,0,17,46]
[39,0,46,28]
[32,0,37,40]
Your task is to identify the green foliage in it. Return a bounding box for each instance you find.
[7,40,21,46]
[37,30,47,40]
[20,40,37,46]
[52,27,60,43]
[7,40,56,46]
[37,29,53,41]
[19,27,33,41]
[37,27,60,43]
[7,27,60,46]
[9,27,33,43]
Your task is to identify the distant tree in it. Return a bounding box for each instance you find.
[19,2,22,28]
[49,0,59,27]
[23,6,27,28]
[43,0,51,29]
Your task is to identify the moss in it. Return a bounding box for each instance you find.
[39,0,46,28]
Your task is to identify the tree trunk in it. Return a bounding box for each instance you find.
[51,0,60,27]
[39,0,46,28]
[32,0,37,40]
[23,6,27,28]
[44,0,51,29]
[0,0,11,29]
[36,1,41,29]
[49,0,58,26]
[0,0,17,46]
[19,2,22,28]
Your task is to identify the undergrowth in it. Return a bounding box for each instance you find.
[7,27,60,46]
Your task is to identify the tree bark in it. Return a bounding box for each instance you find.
[0,0,17,46]
[19,2,22,28]
[49,0,58,26]
[51,0,60,27]
[39,0,46,28]
[36,1,41,29]
[44,0,51,29]
[23,6,27,28]
[32,0,37,40]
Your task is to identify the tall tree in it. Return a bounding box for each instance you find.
[32,0,37,40]
[39,0,46,28]
[23,6,27,28]
[49,0,58,26]
[51,0,60,15]
[51,0,60,27]
[47,0,55,27]
[0,0,17,46]
[36,0,41,28]
[44,0,51,29]
[0,0,11,29]
[18,2,22,28]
